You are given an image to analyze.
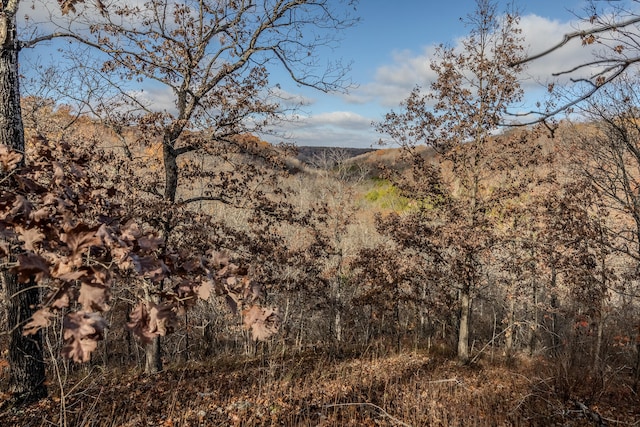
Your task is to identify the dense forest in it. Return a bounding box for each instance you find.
[2,0,640,425]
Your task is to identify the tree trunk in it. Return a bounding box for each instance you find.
[163,136,179,203]
[140,133,181,374]
[548,263,560,357]
[457,285,471,363]
[332,280,342,344]
[1,4,48,402]
[144,336,162,374]
[5,275,47,401]
[526,277,538,356]
[143,288,162,374]
[505,289,515,359]
[592,313,604,374]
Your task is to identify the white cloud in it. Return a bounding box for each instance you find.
[518,14,597,89]
[345,14,602,110]
[127,85,177,114]
[346,47,437,107]
[305,111,371,128]
[268,86,316,110]
[264,111,378,148]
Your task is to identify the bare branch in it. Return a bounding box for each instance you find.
[512,15,640,66]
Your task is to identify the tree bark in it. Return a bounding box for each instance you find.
[163,134,179,203]
[144,334,162,374]
[0,2,48,401]
[5,275,47,401]
[457,285,471,363]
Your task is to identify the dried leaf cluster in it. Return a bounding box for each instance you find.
[1,137,280,362]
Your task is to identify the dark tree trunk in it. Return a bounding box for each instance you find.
[141,133,180,374]
[0,3,48,401]
[5,275,47,402]
[144,335,162,374]
[163,135,179,203]
[0,8,23,151]
[143,288,162,374]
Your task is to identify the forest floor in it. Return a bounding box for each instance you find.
[1,348,638,426]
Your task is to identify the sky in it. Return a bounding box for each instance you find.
[18,0,637,148]
[258,0,623,148]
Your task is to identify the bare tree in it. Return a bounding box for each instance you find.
[22,0,358,373]
[375,0,524,363]
[567,76,640,377]
[1,0,357,399]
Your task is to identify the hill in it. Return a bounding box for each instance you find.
[295,146,378,165]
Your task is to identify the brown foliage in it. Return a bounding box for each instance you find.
[1,137,280,363]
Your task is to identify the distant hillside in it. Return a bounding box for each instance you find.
[344,145,437,179]
[296,146,377,165]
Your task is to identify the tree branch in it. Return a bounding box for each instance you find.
[512,15,640,66]
[179,195,232,206]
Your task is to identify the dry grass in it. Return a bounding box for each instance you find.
[2,349,638,426]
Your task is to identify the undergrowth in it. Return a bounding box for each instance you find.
[1,349,638,426]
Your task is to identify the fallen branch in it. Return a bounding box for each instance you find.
[575,401,606,426]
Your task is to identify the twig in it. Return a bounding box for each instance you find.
[45,327,67,427]
[574,400,640,426]
[323,402,412,427]
[509,392,535,415]
[470,326,511,364]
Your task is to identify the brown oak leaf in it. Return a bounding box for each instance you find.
[60,224,103,256]
[13,252,50,283]
[131,255,169,282]
[197,279,213,300]
[78,281,109,311]
[7,195,32,220]
[242,305,281,342]
[61,311,108,363]
[127,302,176,344]
[23,308,55,335]
[15,226,45,251]
[127,302,155,344]
[137,235,164,251]
[58,0,83,15]
[120,220,142,243]
[0,144,22,172]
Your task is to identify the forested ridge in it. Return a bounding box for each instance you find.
[2,99,639,426]
[2,0,640,426]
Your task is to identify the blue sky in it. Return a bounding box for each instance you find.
[262,0,621,147]
[19,0,632,148]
